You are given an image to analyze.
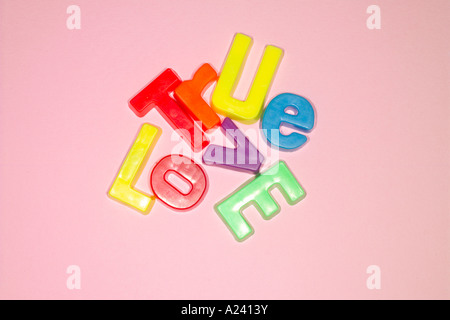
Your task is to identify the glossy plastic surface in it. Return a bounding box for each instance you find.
[108,124,160,214]
[174,63,220,131]
[150,155,208,210]
[211,33,283,123]
[129,68,208,152]
[262,93,315,150]
[215,161,305,241]
[202,117,264,173]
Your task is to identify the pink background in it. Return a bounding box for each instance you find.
[0,0,449,299]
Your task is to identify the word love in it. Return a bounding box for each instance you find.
[108,33,316,241]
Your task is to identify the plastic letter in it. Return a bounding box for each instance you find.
[129,68,208,152]
[174,63,221,131]
[211,33,283,123]
[202,117,264,173]
[215,161,305,241]
[262,93,315,150]
[150,155,208,210]
[108,124,160,214]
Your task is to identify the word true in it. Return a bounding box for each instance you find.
[108,33,316,241]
